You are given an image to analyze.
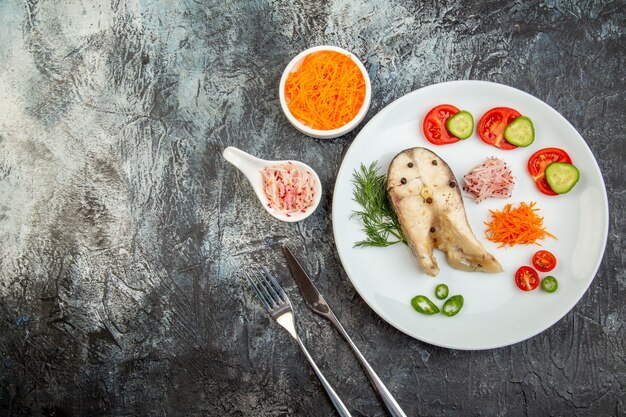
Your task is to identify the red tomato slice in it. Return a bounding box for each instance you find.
[532,250,557,272]
[422,104,460,145]
[527,148,573,195]
[477,107,521,150]
[515,266,540,291]
[534,176,558,196]
[528,148,572,177]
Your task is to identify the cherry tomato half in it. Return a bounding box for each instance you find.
[532,250,557,272]
[527,148,573,196]
[422,104,460,145]
[477,107,521,150]
[515,266,540,291]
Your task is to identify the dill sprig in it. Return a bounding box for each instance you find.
[351,162,406,248]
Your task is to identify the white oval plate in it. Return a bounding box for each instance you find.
[332,80,608,350]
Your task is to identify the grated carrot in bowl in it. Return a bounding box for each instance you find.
[484,201,556,247]
[284,50,366,131]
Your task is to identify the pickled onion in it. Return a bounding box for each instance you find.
[261,163,316,216]
[463,157,515,203]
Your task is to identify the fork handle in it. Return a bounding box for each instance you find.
[327,313,407,417]
[295,337,353,417]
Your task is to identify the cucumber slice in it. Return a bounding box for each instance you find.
[545,162,580,194]
[504,116,534,147]
[445,110,474,139]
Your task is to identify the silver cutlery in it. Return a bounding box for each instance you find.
[283,245,407,417]
[245,266,353,417]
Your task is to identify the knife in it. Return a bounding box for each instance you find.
[283,245,407,417]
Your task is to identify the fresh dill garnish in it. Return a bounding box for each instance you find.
[351,162,406,248]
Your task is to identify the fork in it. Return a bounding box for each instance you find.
[246,266,353,417]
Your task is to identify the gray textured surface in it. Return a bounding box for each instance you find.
[0,0,624,416]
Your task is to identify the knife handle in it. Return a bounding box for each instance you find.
[294,336,353,417]
[327,313,407,417]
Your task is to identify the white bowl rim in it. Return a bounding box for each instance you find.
[279,45,372,139]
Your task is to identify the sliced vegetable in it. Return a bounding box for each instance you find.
[541,276,559,293]
[463,157,515,203]
[515,266,540,291]
[478,107,521,150]
[445,110,474,139]
[422,104,461,145]
[532,250,557,272]
[262,163,316,215]
[504,116,534,147]
[435,284,449,300]
[484,201,556,247]
[545,162,580,194]
[441,295,464,316]
[411,295,440,315]
[527,148,573,196]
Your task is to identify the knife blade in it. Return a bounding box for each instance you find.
[282,244,408,417]
[282,244,331,317]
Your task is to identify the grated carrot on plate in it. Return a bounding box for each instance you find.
[284,50,366,130]
[484,201,556,247]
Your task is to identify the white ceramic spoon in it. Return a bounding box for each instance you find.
[222,146,322,222]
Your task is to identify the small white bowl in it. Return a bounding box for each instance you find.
[222,146,322,222]
[279,45,372,139]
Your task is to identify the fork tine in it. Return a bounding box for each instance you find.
[261,267,290,305]
[256,266,282,305]
[262,267,288,302]
[245,270,272,310]
[252,268,280,308]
